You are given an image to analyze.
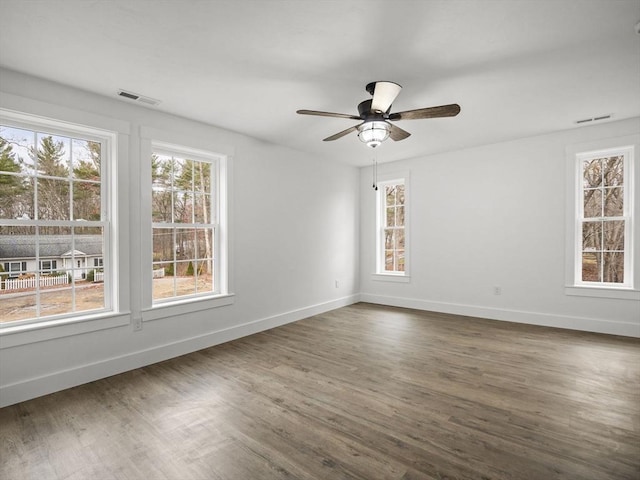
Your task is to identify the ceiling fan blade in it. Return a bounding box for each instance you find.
[323,124,362,142]
[297,109,361,120]
[389,103,461,121]
[371,81,402,113]
[388,124,411,141]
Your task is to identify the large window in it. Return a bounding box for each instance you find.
[576,146,633,287]
[0,114,114,324]
[377,177,408,275]
[151,143,223,303]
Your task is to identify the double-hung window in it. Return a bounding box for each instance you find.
[576,147,633,287]
[150,142,224,303]
[375,176,409,279]
[0,111,115,324]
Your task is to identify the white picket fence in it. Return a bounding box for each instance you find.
[4,275,69,291]
[94,271,104,283]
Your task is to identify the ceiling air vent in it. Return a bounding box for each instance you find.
[117,89,161,106]
[575,114,612,125]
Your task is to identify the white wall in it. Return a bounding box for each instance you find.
[0,69,360,407]
[360,117,640,337]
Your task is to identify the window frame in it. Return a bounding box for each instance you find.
[373,172,410,282]
[0,109,119,326]
[575,147,632,288]
[565,134,639,300]
[139,129,234,323]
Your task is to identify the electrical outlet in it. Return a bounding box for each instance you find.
[133,317,143,331]
[493,286,502,295]
[335,280,340,288]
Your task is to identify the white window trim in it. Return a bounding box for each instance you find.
[565,134,640,300]
[372,170,410,281]
[139,127,234,322]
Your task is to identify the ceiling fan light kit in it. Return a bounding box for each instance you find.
[357,121,390,148]
[297,81,461,148]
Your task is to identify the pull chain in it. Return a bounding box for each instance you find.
[372,150,378,190]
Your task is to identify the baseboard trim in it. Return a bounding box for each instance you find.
[0,294,360,408]
[360,293,640,338]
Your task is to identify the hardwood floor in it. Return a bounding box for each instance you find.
[1,303,639,480]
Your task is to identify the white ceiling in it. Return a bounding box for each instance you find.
[1,0,639,166]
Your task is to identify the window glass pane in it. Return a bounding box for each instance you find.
[40,287,73,318]
[603,156,623,187]
[176,228,196,260]
[603,252,624,283]
[71,139,101,181]
[603,187,623,217]
[0,292,37,322]
[77,281,105,313]
[396,250,405,272]
[173,191,192,223]
[195,260,214,294]
[582,221,602,251]
[153,268,176,301]
[386,207,395,227]
[0,126,35,174]
[173,157,191,189]
[36,134,70,178]
[193,193,210,223]
[583,189,602,218]
[581,252,601,282]
[153,228,174,262]
[175,261,196,296]
[396,185,405,205]
[152,187,172,223]
[193,161,211,194]
[603,221,624,251]
[384,229,394,249]
[37,178,71,220]
[583,158,602,188]
[385,186,396,206]
[73,181,101,221]
[396,206,405,226]
[395,229,405,250]
[152,154,173,188]
[195,228,214,261]
[384,250,394,271]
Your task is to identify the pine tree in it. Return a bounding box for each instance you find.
[0,137,27,220]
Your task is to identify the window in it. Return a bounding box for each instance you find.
[39,260,58,273]
[376,177,409,277]
[150,143,223,303]
[94,257,103,267]
[0,114,114,324]
[4,261,26,278]
[575,146,633,288]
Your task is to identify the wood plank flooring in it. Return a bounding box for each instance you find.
[1,303,639,480]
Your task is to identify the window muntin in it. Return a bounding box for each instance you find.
[0,119,112,324]
[377,179,406,274]
[151,146,219,303]
[576,148,632,287]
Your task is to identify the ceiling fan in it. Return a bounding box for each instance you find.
[297,81,461,148]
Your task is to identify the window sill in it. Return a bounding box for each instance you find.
[142,293,235,322]
[0,311,132,349]
[372,273,411,283]
[565,285,640,300]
